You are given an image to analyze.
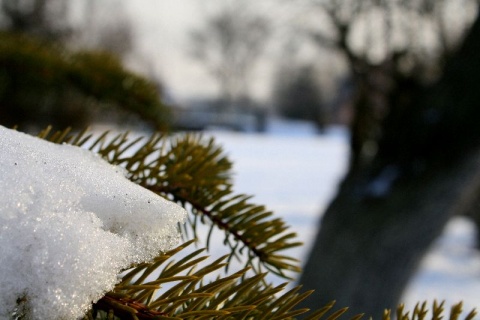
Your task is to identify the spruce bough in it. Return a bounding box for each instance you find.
[29,126,478,319]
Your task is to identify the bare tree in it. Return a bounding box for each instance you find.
[189,2,270,112]
[272,63,327,131]
[303,0,477,168]
[296,0,480,317]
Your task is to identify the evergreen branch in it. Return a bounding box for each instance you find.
[49,128,303,280]
[1,33,171,130]
[88,240,315,319]
[167,190,302,278]
[84,239,478,320]
[36,128,479,319]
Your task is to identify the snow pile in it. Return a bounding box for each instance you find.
[0,126,186,319]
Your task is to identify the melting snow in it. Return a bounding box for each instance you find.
[0,126,186,319]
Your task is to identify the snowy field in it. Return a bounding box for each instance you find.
[203,119,480,314]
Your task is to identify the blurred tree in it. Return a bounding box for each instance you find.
[0,0,170,131]
[273,63,327,132]
[298,0,480,318]
[189,1,270,112]
[0,0,71,41]
[0,0,134,57]
[0,33,170,131]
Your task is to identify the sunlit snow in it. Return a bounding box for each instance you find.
[0,126,186,319]
[206,119,480,314]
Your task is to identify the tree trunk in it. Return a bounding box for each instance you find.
[298,10,480,319]
[299,150,480,318]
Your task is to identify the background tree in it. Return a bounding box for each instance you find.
[0,0,134,55]
[272,63,327,132]
[0,33,170,131]
[297,0,480,318]
[0,0,169,131]
[189,1,270,113]
[0,0,71,41]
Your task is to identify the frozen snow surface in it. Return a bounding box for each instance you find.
[207,119,480,315]
[0,126,186,319]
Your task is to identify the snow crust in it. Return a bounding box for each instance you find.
[0,126,186,319]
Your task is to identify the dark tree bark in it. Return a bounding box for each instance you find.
[299,10,480,319]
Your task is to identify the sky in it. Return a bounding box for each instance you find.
[122,1,213,100]
[69,0,217,101]
[114,0,344,105]
[124,1,257,101]
[68,0,478,108]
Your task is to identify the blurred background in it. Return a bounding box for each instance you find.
[1,0,480,317]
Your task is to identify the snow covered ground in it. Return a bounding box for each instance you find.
[204,119,480,314]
